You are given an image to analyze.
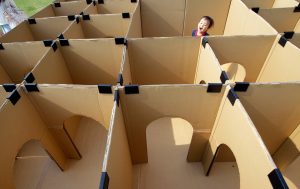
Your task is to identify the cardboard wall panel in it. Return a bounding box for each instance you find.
[257,36,300,82]
[127,37,201,84]
[121,50,132,85]
[0,65,12,84]
[293,18,300,32]
[202,89,277,189]
[258,8,300,33]
[105,104,133,189]
[126,2,142,38]
[59,39,124,84]
[0,22,34,43]
[31,5,56,18]
[141,0,185,37]
[119,85,225,163]
[241,0,275,9]
[0,42,50,83]
[53,1,88,16]
[184,0,231,36]
[0,86,8,106]
[272,0,299,8]
[194,43,223,84]
[290,33,300,48]
[97,0,138,14]
[208,35,276,82]
[83,3,99,15]
[63,22,86,39]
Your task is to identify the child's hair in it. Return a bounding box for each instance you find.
[201,16,214,29]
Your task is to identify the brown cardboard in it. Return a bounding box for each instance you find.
[0,64,12,84]
[96,0,138,14]
[0,42,50,83]
[290,33,300,48]
[272,0,299,8]
[0,22,35,43]
[119,85,225,163]
[141,0,185,37]
[120,50,132,85]
[184,0,231,36]
[241,0,275,9]
[126,2,142,38]
[31,5,56,18]
[0,86,8,106]
[126,37,201,84]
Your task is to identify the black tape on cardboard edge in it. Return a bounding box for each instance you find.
[294,5,300,12]
[125,85,139,94]
[283,31,294,39]
[114,89,120,106]
[28,18,36,24]
[207,83,222,93]
[99,172,109,189]
[82,14,90,20]
[131,0,137,3]
[117,73,123,86]
[43,40,53,47]
[98,84,113,94]
[24,72,35,83]
[122,12,130,19]
[7,89,21,106]
[115,37,127,45]
[251,7,260,13]
[54,2,61,7]
[86,0,92,4]
[51,41,57,51]
[59,39,69,46]
[68,15,76,21]
[202,37,208,48]
[227,89,239,106]
[233,82,249,92]
[206,145,221,176]
[98,0,104,4]
[278,36,287,47]
[25,83,39,92]
[3,84,16,92]
[220,71,229,84]
[0,43,4,50]
[268,169,289,189]
[57,33,64,40]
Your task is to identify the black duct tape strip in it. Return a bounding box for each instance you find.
[51,41,57,51]
[283,31,294,39]
[122,12,130,19]
[131,0,137,2]
[206,145,220,176]
[117,74,123,86]
[99,172,109,189]
[3,84,16,92]
[207,83,222,93]
[220,71,229,84]
[98,0,104,4]
[68,15,76,21]
[115,37,127,45]
[234,82,249,92]
[86,0,92,4]
[125,85,139,94]
[0,43,4,50]
[82,14,90,20]
[28,18,36,24]
[268,169,289,189]
[114,90,120,106]
[25,83,39,92]
[43,40,53,47]
[76,16,80,23]
[278,36,287,47]
[7,89,21,105]
[98,84,113,94]
[202,37,208,48]
[24,72,35,83]
[54,2,61,7]
[294,5,300,12]
[227,89,239,106]
[251,7,260,13]
[59,39,70,46]
[57,33,65,39]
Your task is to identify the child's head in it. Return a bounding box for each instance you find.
[197,16,214,34]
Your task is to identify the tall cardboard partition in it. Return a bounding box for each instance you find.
[202,86,286,189]
[12,84,113,189]
[84,0,138,15]
[207,35,276,82]
[183,0,232,36]
[31,1,89,18]
[123,37,223,85]
[255,7,300,33]
[141,0,185,37]
[241,0,298,8]
[101,85,244,189]
[257,35,300,82]
[224,0,277,36]
[290,33,300,48]
[236,83,300,188]
[63,14,131,39]
[0,42,50,84]
[31,39,125,85]
[126,1,142,38]
[0,17,73,43]
[272,0,299,8]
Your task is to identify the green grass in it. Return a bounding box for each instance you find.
[14,0,54,16]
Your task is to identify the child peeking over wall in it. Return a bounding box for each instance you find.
[192,16,214,37]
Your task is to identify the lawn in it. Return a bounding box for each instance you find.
[14,0,54,16]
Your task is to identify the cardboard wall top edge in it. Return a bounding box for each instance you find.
[0,21,34,43]
[119,84,226,163]
[183,0,232,36]
[127,37,201,84]
[52,1,89,16]
[272,0,299,8]
[241,0,275,9]
[208,35,276,82]
[236,83,300,156]
[31,5,56,19]
[97,0,138,14]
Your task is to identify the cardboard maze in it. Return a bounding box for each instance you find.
[1,0,300,189]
